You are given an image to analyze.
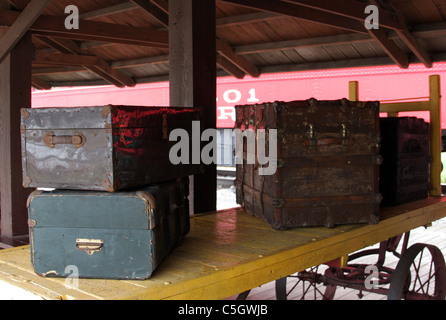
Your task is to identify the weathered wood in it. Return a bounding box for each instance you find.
[221,0,367,34]
[36,37,135,87]
[0,0,50,63]
[429,75,442,196]
[0,199,446,300]
[0,31,32,238]
[367,28,409,68]
[169,0,217,214]
[0,10,169,47]
[235,99,381,229]
[283,0,404,31]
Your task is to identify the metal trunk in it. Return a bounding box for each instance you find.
[21,105,202,191]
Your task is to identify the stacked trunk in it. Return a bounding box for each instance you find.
[21,106,198,279]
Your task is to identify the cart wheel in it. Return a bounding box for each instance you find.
[275,266,336,300]
[388,243,446,300]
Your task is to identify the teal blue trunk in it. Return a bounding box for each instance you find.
[28,178,189,280]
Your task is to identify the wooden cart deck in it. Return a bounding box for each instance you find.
[0,197,446,300]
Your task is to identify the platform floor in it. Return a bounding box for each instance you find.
[0,190,445,300]
[225,217,446,300]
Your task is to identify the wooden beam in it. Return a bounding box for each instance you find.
[217,53,245,79]
[33,52,99,67]
[216,39,259,77]
[6,0,27,10]
[396,29,432,68]
[0,0,51,63]
[33,51,135,87]
[31,75,51,90]
[37,36,135,87]
[429,75,442,196]
[151,0,168,14]
[169,0,217,214]
[367,28,409,68]
[390,4,432,68]
[283,0,404,31]
[130,0,168,28]
[80,2,137,20]
[234,21,446,55]
[220,0,367,34]
[217,11,278,28]
[0,31,32,238]
[0,10,169,47]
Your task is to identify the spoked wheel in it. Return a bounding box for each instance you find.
[324,264,394,293]
[388,243,446,300]
[275,266,336,300]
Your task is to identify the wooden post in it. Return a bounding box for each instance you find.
[429,75,442,196]
[0,31,32,238]
[349,81,358,101]
[169,0,217,214]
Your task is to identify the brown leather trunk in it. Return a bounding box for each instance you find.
[235,99,382,229]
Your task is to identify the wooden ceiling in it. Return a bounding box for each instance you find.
[1,0,445,89]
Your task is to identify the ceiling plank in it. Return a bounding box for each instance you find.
[0,9,169,47]
[283,0,404,31]
[0,0,51,63]
[80,2,137,20]
[220,0,367,34]
[37,36,135,87]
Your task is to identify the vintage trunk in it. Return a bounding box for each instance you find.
[21,105,202,191]
[379,117,430,205]
[27,177,189,280]
[235,99,382,229]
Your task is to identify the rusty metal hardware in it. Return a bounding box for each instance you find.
[305,123,354,147]
[75,238,104,255]
[44,131,86,149]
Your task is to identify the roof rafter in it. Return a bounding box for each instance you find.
[127,0,258,78]
[0,9,169,47]
[130,0,168,28]
[371,0,432,68]
[0,0,51,63]
[367,28,409,68]
[36,36,135,87]
[282,0,404,31]
[220,0,367,34]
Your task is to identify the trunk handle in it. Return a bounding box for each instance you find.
[75,238,104,255]
[44,131,86,149]
[305,124,354,147]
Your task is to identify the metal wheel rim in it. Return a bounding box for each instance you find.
[388,243,446,300]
